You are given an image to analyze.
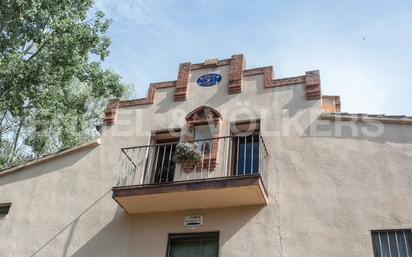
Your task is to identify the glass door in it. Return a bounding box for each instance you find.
[232,134,260,175]
[153,142,177,184]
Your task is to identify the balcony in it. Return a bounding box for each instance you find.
[112,135,269,214]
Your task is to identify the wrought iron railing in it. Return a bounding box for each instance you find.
[116,134,269,191]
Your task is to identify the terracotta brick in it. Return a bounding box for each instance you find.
[270,75,306,87]
[322,95,341,112]
[104,54,324,127]
[174,62,191,101]
[190,59,231,70]
[228,54,245,94]
[305,70,322,100]
[183,106,221,171]
[243,66,273,87]
[103,100,120,125]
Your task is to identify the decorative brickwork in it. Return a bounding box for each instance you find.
[243,66,273,88]
[118,81,177,107]
[183,106,222,171]
[320,112,412,125]
[119,84,156,107]
[103,54,325,126]
[185,106,222,126]
[305,70,322,100]
[174,62,191,101]
[150,80,177,89]
[190,59,231,70]
[271,75,306,87]
[103,100,120,125]
[322,95,341,112]
[228,54,245,94]
[203,58,218,66]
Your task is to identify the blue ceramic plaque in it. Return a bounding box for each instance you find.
[197,73,222,87]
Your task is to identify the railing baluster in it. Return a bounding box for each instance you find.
[403,230,410,257]
[251,135,254,174]
[179,163,183,181]
[208,139,213,177]
[117,135,269,190]
[153,145,160,184]
[132,148,137,185]
[142,146,150,184]
[201,140,205,179]
[166,144,173,182]
[395,231,400,257]
[236,137,240,175]
[259,136,262,175]
[227,137,232,177]
[186,162,189,180]
[159,145,167,183]
[134,148,140,184]
[193,162,196,180]
[221,137,227,178]
[243,136,247,175]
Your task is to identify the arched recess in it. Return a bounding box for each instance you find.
[185,106,222,126]
[183,106,222,171]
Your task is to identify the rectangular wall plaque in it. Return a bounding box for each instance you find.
[184,215,204,228]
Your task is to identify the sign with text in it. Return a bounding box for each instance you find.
[184,215,204,228]
[196,73,222,87]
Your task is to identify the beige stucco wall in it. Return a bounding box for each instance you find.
[1,63,412,257]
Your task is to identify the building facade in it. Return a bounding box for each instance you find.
[1,54,412,257]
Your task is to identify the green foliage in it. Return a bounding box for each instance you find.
[175,143,202,164]
[0,0,131,169]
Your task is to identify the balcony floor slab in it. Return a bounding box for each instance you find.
[112,174,268,214]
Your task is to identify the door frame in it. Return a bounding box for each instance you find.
[150,137,179,184]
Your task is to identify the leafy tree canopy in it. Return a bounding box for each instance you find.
[0,0,131,169]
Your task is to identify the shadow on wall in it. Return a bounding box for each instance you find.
[28,189,126,257]
[217,206,268,245]
[203,81,234,109]
[0,147,96,187]
[123,205,266,257]
[305,119,412,144]
[280,86,318,117]
[71,207,130,257]
[70,206,266,257]
[155,88,184,114]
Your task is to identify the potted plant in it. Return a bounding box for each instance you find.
[175,143,202,164]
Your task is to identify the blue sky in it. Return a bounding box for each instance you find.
[93,0,412,115]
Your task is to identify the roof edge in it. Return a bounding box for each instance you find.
[102,54,323,126]
[320,112,412,125]
[0,139,101,177]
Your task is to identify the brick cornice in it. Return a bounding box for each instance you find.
[118,81,177,108]
[305,70,321,100]
[271,75,306,87]
[103,100,120,125]
[174,62,191,101]
[243,67,321,100]
[320,112,412,125]
[322,95,341,112]
[190,59,231,70]
[103,55,323,126]
[228,54,245,94]
[244,66,273,88]
[150,80,176,89]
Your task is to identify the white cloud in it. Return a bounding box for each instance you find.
[94,0,158,25]
[91,0,412,115]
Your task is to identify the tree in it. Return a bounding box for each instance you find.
[0,0,131,169]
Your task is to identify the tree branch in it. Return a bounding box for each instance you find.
[7,117,23,164]
[25,40,48,62]
[23,41,35,55]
